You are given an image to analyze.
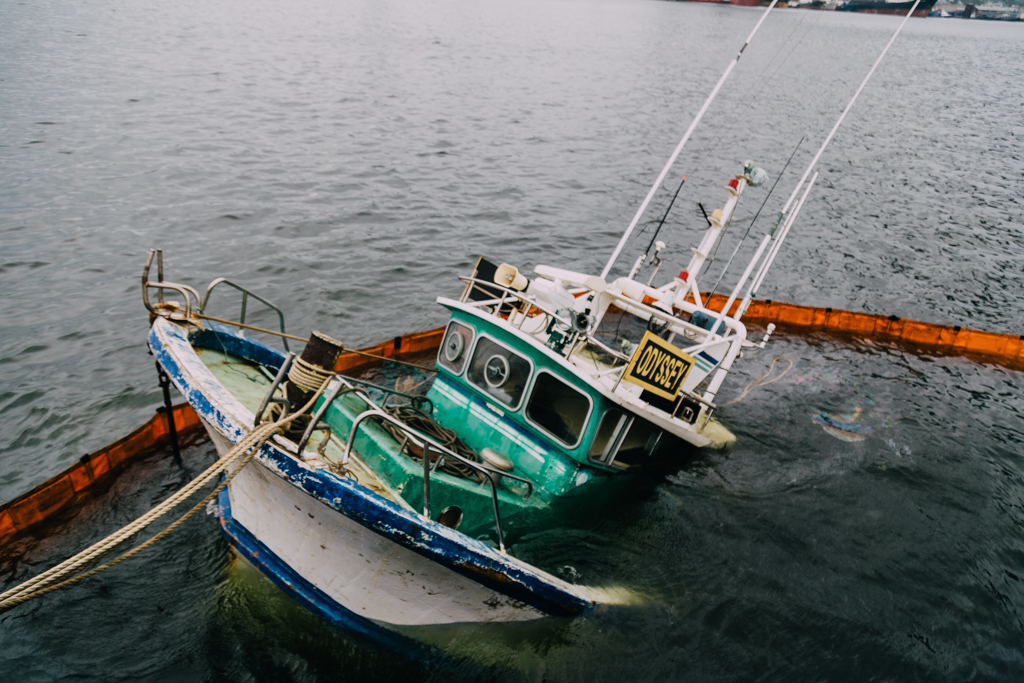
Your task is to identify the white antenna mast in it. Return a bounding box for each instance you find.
[599,0,781,281]
[736,0,922,319]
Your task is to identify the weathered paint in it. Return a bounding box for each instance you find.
[216,487,428,653]
[427,376,601,499]
[315,389,546,533]
[148,317,596,633]
[438,299,716,451]
[436,305,611,471]
[227,457,545,625]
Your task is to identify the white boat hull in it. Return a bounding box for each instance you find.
[211,430,544,626]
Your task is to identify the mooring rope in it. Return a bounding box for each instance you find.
[379,405,485,483]
[726,357,793,405]
[288,356,336,394]
[0,445,258,612]
[0,375,333,614]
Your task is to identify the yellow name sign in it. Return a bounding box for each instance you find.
[622,331,695,401]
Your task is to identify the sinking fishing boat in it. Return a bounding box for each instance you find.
[141,156,786,637]
[139,153,808,640]
[134,0,926,645]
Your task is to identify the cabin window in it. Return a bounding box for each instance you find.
[613,417,665,467]
[466,336,532,408]
[525,372,592,448]
[438,321,475,375]
[587,408,668,467]
[588,409,630,465]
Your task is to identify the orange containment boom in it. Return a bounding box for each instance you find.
[333,326,446,375]
[704,294,1024,369]
[0,403,202,549]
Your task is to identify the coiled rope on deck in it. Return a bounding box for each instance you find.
[288,356,336,394]
[379,405,485,483]
[0,375,333,614]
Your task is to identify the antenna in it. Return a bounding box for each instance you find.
[600,0,782,281]
[735,0,922,320]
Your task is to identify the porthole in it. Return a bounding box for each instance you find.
[443,330,465,362]
[437,321,475,375]
[466,336,531,408]
[484,354,510,387]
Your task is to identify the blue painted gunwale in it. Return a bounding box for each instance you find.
[148,317,593,621]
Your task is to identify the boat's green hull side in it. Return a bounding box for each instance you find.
[427,308,618,499]
[318,391,545,536]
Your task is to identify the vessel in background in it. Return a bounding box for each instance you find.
[837,0,937,16]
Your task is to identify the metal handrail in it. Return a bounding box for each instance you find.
[601,288,740,345]
[458,277,568,323]
[576,334,631,364]
[343,407,534,554]
[253,352,296,426]
[200,278,291,351]
[340,409,533,492]
[292,375,435,457]
[457,275,737,358]
[295,382,373,458]
[457,273,732,423]
[142,249,201,320]
[339,376,434,413]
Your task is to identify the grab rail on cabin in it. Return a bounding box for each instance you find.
[292,374,434,461]
[342,407,535,555]
[286,376,436,457]
[337,376,435,414]
[457,276,739,378]
[458,276,570,328]
[343,409,533,554]
[199,278,291,352]
[459,275,744,346]
[263,374,529,553]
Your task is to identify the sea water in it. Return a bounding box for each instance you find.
[1,0,1023,680]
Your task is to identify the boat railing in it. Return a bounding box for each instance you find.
[341,407,533,553]
[456,274,735,423]
[262,373,529,553]
[338,376,434,414]
[458,276,572,328]
[457,275,740,372]
[200,278,291,351]
[142,249,202,321]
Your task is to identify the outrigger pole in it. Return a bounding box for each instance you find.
[735,0,922,320]
[600,0,781,281]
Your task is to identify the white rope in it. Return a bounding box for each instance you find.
[288,356,334,393]
[0,374,332,612]
[726,357,793,405]
[0,444,260,612]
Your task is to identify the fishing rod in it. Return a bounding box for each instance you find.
[627,174,688,280]
[734,0,923,321]
[600,0,782,281]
